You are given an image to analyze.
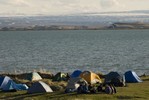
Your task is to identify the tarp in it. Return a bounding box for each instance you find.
[27,72,42,81]
[27,81,53,94]
[125,71,142,83]
[70,70,82,78]
[80,71,102,84]
[0,76,12,89]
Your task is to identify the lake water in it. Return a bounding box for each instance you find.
[0,30,149,75]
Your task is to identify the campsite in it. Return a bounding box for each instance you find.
[0,70,149,100]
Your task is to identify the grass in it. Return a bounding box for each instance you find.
[0,75,149,100]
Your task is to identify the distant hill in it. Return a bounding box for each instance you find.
[0,10,149,30]
[108,22,149,29]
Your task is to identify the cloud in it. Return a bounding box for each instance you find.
[0,0,148,16]
[0,0,102,15]
[100,0,120,7]
[0,0,30,6]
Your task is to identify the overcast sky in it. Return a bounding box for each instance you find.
[0,0,149,15]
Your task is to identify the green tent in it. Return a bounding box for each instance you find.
[52,72,68,81]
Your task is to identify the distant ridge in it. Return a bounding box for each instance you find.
[108,22,149,29]
[1,22,149,31]
[0,10,149,30]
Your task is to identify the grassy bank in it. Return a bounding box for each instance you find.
[0,74,149,100]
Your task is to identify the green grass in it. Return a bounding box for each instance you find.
[0,76,149,100]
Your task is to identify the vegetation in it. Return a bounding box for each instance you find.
[0,74,149,100]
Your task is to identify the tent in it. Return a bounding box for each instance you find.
[15,84,28,90]
[125,71,142,83]
[70,70,82,78]
[27,72,42,81]
[2,80,28,91]
[0,76,12,89]
[27,81,53,94]
[65,77,87,92]
[52,72,68,81]
[80,71,102,84]
[104,72,125,87]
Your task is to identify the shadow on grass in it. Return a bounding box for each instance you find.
[116,95,144,99]
[142,79,149,81]
[47,92,105,99]
[46,92,78,99]
[1,91,77,100]
[0,91,115,100]
[0,92,47,100]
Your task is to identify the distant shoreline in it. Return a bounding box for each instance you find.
[0,22,149,31]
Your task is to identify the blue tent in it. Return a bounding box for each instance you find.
[15,84,28,90]
[70,70,82,78]
[2,80,28,91]
[125,71,142,83]
[0,76,12,89]
[27,81,53,94]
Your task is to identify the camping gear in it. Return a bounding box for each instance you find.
[125,71,142,83]
[104,72,125,87]
[70,70,82,78]
[27,72,42,81]
[105,84,112,94]
[77,83,89,94]
[52,72,68,81]
[65,77,87,93]
[97,85,103,92]
[80,71,102,84]
[88,85,97,93]
[27,81,53,94]
[0,76,12,89]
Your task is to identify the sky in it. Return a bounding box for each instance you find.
[0,0,149,16]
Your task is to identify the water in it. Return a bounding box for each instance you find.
[0,30,149,75]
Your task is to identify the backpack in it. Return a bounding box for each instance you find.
[105,85,112,94]
[105,84,117,94]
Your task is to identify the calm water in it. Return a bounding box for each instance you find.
[0,30,149,75]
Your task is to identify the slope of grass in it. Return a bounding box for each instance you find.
[0,75,149,100]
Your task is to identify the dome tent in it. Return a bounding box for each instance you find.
[26,72,42,81]
[80,71,102,84]
[70,70,82,78]
[0,76,12,89]
[65,77,87,93]
[0,76,28,91]
[104,71,125,87]
[2,80,28,91]
[125,71,142,83]
[27,81,53,94]
[52,72,68,81]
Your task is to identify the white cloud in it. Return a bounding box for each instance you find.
[0,0,148,16]
[100,0,120,7]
